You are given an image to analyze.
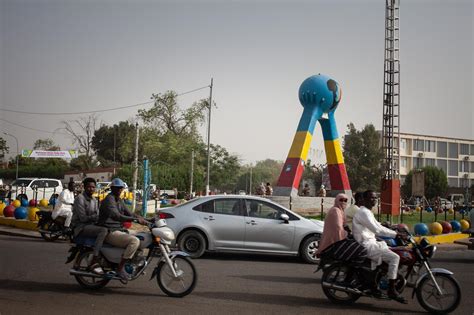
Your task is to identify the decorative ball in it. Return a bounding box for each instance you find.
[20,198,29,207]
[0,202,6,216]
[39,199,49,208]
[28,207,40,221]
[450,220,461,232]
[124,199,132,205]
[437,208,444,214]
[448,208,454,214]
[29,199,38,207]
[429,222,443,235]
[161,199,168,205]
[415,206,421,212]
[298,74,342,114]
[123,221,132,229]
[4,205,16,217]
[14,206,28,219]
[414,223,429,236]
[440,221,452,234]
[49,198,57,206]
[426,207,433,213]
[459,219,470,231]
[397,223,409,232]
[171,199,179,205]
[12,199,21,208]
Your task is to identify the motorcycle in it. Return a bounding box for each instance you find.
[318,229,461,314]
[67,218,197,297]
[37,210,72,241]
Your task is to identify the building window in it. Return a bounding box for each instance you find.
[400,139,407,150]
[426,140,436,152]
[472,161,474,173]
[401,157,407,168]
[413,139,424,151]
[414,157,424,169]
[437,159,447,175]
[448,143,458,159]
[448,160,458,176]
[425,158,435,167]
[460,144,469,155]
[437,142,447,158]
[448,178,458,187]
[471,144,474,155]
[460,161,469,172]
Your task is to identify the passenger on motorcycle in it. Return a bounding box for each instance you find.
[71,177,108,275]
[52,181,75,233]
[98,178,147,282]
[352,190,407,304]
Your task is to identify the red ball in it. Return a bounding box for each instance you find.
[397,223,409,232]
[440,221,452,234]
[4,205,15,217]
[123,221,132,229]
[29,200,38,207]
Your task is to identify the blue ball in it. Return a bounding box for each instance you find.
[20,198,29,207]
[414,223,429,236]
[450,220,461,232]
[426,207,433,213]
[49,198,57,206]
[124,199,132,205]
[14,206,28,219]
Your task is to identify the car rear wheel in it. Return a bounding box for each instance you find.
[178,230,206,258]
[300,235,320,264]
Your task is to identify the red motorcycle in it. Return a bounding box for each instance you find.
[318,230,461,314]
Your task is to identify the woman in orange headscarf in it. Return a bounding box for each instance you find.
[316,193,349,256]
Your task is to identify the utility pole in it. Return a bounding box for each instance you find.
[190,150,194,198]
[205,77,213,196]
[113,125,117,176]
[132,123,139,212]
[249,166,253,195]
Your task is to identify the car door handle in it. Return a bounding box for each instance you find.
[204,216,215,221]
[246,220,257,225]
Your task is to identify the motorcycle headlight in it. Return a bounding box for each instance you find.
[423,245,436,258]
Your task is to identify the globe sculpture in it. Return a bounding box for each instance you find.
[440,221,452,234]
[450,220,461,232]
[274,74,350,197]
[414,223,429,236]
[459,219,470,231]
[14,207,28,219]
[4,205,15,217]
[12,199,21,208]
[429,222,443,235]
[28,207,40,221]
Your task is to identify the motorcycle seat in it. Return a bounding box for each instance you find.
[73,236,96,246]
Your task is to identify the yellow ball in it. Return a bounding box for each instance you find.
[429,222,443,235]
[415,207,421,212]
[460,219,470,231]
[448,208,454,214]
[39,199,49,208]
[28,207,40,221]
[0,202,6,216]
[12,199,21,208]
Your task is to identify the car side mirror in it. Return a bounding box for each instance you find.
[280,213,289,223]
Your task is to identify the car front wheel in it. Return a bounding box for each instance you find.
[300,235,320,264]
[178,230,206,258]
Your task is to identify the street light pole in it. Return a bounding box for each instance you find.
[205,78,213,196]
[3,132,19,180]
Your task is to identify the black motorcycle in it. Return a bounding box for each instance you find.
[36,210,72,241]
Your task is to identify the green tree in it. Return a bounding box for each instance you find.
[33,138,60,150]
[343,123,384,192]
[401,166,448,200]
[0,137,8,162]
[235,159,282,193]
[92,121,136,166]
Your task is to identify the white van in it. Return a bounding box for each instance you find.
[11,178,63,201]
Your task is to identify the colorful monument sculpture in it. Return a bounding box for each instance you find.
[274,74,351,197]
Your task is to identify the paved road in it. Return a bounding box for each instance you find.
[0,235,473,315]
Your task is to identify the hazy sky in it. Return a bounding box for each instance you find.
[1,0,473,165]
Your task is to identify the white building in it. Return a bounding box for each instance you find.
[397,133,473,188]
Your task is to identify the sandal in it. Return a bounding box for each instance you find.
[89,263,104,275]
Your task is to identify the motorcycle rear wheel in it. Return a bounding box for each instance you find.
[39,221,60,242]
[321,264,361,305]
[74,250,110,290]
[416,273,461,314]
[157,256,197,297]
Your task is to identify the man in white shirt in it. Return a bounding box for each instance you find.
[344,192,363,226]
[352,190,406,304]
[52,181,75,230]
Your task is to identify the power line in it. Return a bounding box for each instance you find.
[0,117,69,135]
[0,85,211,116]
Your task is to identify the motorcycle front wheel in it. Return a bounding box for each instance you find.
[157,256,197,297]
[39,221,60,242]
[321,264,361,305]
[73,250,110,290]
[416,273,461,314]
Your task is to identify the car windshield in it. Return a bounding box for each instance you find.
[11,179,33,187]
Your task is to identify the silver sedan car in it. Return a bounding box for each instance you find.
[158,195,324,263]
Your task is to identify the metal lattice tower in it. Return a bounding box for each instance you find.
[381,0,400,180]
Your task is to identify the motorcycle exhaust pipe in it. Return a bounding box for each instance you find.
[69,269,122,281]
[322,281,362,295]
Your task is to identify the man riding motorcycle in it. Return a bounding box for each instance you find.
[352,190,407,304]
